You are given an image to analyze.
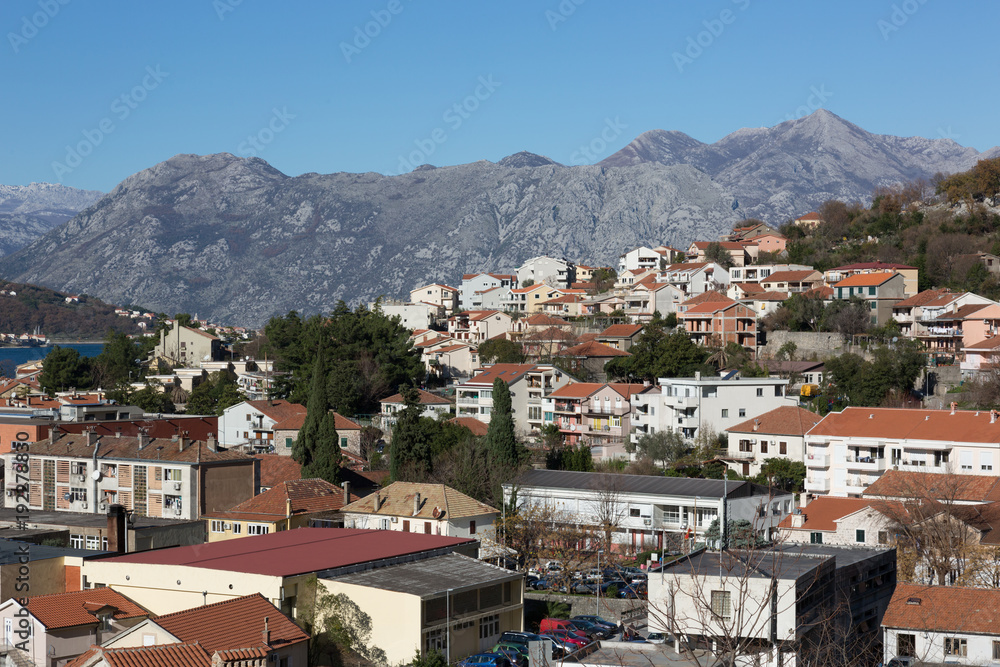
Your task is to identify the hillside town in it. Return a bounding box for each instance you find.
[3,210,1000,667]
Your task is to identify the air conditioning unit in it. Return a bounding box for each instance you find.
[643,519,651,526]
[173,482,182,491]
[81,503,88,509]
[391,516,398,523]
[223,523,231,530]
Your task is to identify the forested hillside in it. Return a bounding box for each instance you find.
[0,281,145,338]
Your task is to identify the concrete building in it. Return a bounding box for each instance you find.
[825,261,919,298]
[542,382,652,454]
[725,406,824,477]
[3,430,256,521]
[833,272,907,326]
[152,325,224,366]
[79,528,520,665]
[447,310,514,344]
[882,584,1000,665]
[459,273,516,311]
[618,247,663,274]
[341,481,498,541]
[0,540,96,600]
[516,256,575,289]
[804,407,1000,498]
[631,374,797,443]
[454,363,575,435]
[505,469,794,552]
[650,544,896,667]
[775,496,889,547]
[410,283,460,314]
[377,300,443,330]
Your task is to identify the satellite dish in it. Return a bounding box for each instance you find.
[91,470,102,481]
[63,493,72,501]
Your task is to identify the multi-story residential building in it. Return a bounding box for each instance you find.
[833,272,907,326]
[458,273,515,311]
[516,256,575,289]
[890,288,959,337]
[505,469,793,551]
[380,388,453,420]
[759,269,823,293]
[447,310,514,344]
[631,373,796,442]
[152,324,225,365]
[618,247,663,274]
[743,290,790,318]
[725,405,823,477]
[660,262,730,296]
[728,263,813,284]
[410,283,459,313]
[554,339,631,383]
[686,241,756,267]
[377,300,443,330]
[825,261,919,298]
[804,406,1000,498]
[3,430,256,521]
[542,382,652,448]
[219,399,305,451]
[679,297,757,349]
[651,544,896,667]
[596,324,644,351]
[341,481,497,540]
[423,341,480,380]
[622,281,686,320]
[775,496,885,546]
[882,584,1000,666]
[454,363,575,434]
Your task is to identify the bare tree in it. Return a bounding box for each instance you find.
[587,473,628,554]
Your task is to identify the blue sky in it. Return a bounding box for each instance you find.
[2,0,996,192]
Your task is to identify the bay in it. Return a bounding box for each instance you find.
[0,343,104,378]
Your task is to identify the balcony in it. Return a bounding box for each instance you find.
[729,451,754,460]
[553,402,581,413]
[845,456,887,472]
[456,396,482,405]
[805,476,830,492]
[670,395,698,408]
[806,453,830,468]
[584,404,629,416]
[845,476,873,494]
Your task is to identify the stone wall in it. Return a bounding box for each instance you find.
[760,331,850,360]
[525,592,646,624]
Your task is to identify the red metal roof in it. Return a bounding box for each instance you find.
[154,593,308,652]
[97,527,475,577]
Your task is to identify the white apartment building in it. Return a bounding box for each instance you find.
[727,264,813,284]
[376,300,443,330]
[458,273,516,310]
[659,262,731,296]
[409,283,459,313]
[516,256,575,288]
[505,469,793,551]
[725,405,823,477]
[631,373,797,443]
[804,406,1000,498]
[618,247,662,274]
[454,363,575,435]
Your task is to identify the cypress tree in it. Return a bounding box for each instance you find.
[389,386,423,481]
[485,377,518,469]
[295,349,342,483]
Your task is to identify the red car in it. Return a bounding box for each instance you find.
[543,629,589,648]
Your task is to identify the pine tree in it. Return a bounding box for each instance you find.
[485,377,518,469]
[302,410,341,484]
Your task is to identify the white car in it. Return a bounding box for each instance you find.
[646,633,670,645]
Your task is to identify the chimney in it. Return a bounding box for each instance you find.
[752,419,760,432]
[263,617,270,646]
[285,498,292,518]
[695,371,701,381]
[138,429,150,450]
[791,512,805,529]
[342,481,351,505]
[375,491,382,511]
[993,411,998,425]
[85,427,97,447]
[178,434,187,452]
[206,433,217,452]
[107,504,127,553]
[951,402,957,415]
[115,426,122,439]
[51,424,61,442]
[413,492,421,516]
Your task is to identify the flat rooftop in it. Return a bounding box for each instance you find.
[662,545,894,579]
[577,642,715,667]
[0,507,201,530]
[96,527,475,577]
[326,552,520,598]
[0,538,101,563]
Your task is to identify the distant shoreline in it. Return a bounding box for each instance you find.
[0,340,104,348]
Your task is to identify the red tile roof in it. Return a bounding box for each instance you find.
[892,288,954,308]
[796,212,821,221]
[832,262,916,271]
[253,454,301,488]
[246,400,306,423]
[525,313,569,326]
[802,285,834,299]
[154,593,309,652]
[67,642,212,667]
[547,383,603,399]
[450,417,489,436]
[761,270,820,283]
[776,497,873,532]
[557,340,630,358]
[681,291,734,307]
[59,417,219,441]
[24,588,149,630]
[464,364,537,386]
[600,324,644,338]
[204,479,359,520]
[380,388,451,405]
[834,271,897,287]
[99,527,475,577]
[863,470,1000,503]
[341,481,497,519]
[883,583,1000,634]
[808,407,1000,444]
[728,406,823,436]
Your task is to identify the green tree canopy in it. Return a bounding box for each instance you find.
[91,330,143,389]
[184,368,243,416]
[40,346,92,396]
[485,377,520,469]
[478,338,526,365]
[605,316,708,382]
[754,458,807,493]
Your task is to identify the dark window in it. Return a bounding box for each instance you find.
[779,441,787,455]
[470,520,476,535]
[402,520,410,532]
[810,532,823,544]
[856,529,865,543]
[425,522,432,534]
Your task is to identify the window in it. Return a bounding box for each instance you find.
[164,468,182,481]
[993,640,1000,660]
[611,416,621,427]
[944,638,967,657]
[721,409,729,418]
[340,437,348,449]
[630,508,641,517]
[739,409,746,417]
[71,487,87,502]
[70,534,84,549]
[897,634,915,658]
[479,614,499,640]
[779,441,787,455]
[868,286,876,296]
[664,505,680,524]
[696,508,717,526]
[810,532,823,544]
[86,535,100,550]
[982,452,994,472]
[739,440,752,453]
[710,590,731,620]
[760,441,768,454]
[878,530,888,544]
[856,529,866,543]
[211,520,225,533]
[470,521,476,535]
[247,524,270,536]
[756,388,763,397]
[285,437,292,447]
[246,413,252,421]
[425,522,432,534]
[232,523,241,534]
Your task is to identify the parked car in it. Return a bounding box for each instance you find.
[542,630,589,649]
[491,646,527,667]
[618,583,647,599]
[497,632,563,658]
[538,618,587,638]
[601,580,627,595]
[457,654,510,667]
[491,643,529,662]
[646,632,669,645]
[569,619,612,639]
[570,581,599,595]
[571,615,618,632]
[525,575,539,589]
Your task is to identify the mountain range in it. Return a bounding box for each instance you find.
[1,110,997,327]
[0,183,102,256]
